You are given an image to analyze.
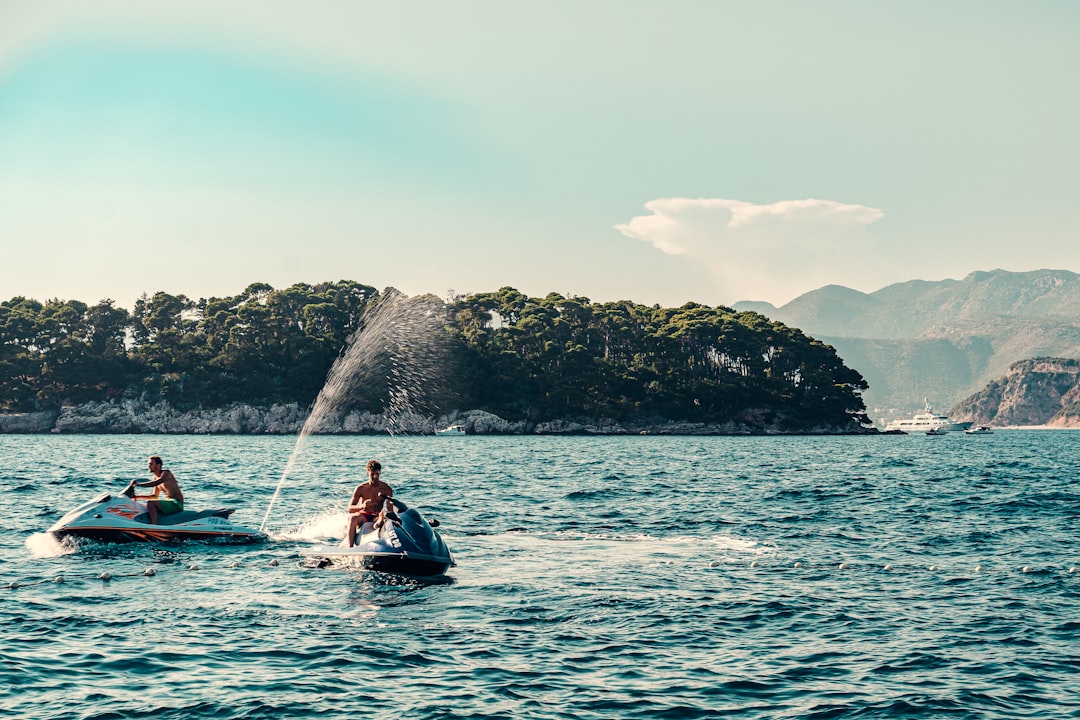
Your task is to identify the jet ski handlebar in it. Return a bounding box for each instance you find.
[377,493,442,528]
[379,493,408,512]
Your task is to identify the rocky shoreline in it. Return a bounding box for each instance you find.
[0,399,874,435]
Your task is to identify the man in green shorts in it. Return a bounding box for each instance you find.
[129,455,185,524]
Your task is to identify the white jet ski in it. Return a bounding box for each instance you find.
[48,484,266,543]
[302,496,454,577]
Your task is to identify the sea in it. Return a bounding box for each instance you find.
[1,431,1077,719]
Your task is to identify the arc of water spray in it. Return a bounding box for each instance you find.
[259,292,447,532]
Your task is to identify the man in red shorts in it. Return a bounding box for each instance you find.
[345,459,393,548]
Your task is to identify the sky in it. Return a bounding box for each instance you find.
[1,1,1079,310]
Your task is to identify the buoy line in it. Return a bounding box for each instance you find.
[4,557,282,589]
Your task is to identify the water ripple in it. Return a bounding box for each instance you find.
[2,432,1079,718]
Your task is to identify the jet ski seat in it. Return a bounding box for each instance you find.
[132,508,237,525]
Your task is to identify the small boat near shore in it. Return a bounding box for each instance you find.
[885,400,971,433]
[964,425,993,435]
[435,424,466,436]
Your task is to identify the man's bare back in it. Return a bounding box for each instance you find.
[152,468,184,503]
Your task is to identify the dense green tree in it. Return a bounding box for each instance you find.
[0,282,870,431]
[0,298,46,410]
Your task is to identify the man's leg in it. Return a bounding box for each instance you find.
[346,514,360,547]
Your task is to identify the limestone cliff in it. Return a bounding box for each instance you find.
[949,357,1080,426]
[0,411,58,433]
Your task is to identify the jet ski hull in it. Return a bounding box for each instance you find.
[302,547,453,576]
[51,526,266,543]
[48,492,266,544]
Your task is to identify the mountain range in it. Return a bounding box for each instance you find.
[734,269,1080,426]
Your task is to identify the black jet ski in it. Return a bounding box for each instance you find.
[48,483,266,543]
[301,496,454,577]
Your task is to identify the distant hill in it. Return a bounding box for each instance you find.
[950,358,1080,427]
[734,269,1080,423]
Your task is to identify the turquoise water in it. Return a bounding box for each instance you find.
[2,432,1078,719]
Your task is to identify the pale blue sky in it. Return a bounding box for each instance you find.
[2,1,1078,308]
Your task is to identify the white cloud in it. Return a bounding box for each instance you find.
[615,197,885,305]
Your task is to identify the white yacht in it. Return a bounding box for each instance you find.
[964,425,993,435]
[435,424,467,436]
[884,400,971,433]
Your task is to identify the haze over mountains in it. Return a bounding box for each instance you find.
[734,269,1080,425]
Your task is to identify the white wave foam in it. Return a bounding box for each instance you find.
[502,528,769,555]
[700,533,771,555]
[24,532,76,558]
[270,511,348,542]
[467,529,775,571]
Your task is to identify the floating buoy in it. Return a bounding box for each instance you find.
[1021,566,1032,573]
[708,560,720,568]
[228,561,239,568]
[749,560,758,568]
[188,564,199,571]
[99,572,112,581]
[1070,567,1077,574]
[793,562,803,569]
[928,565,938,571]
[838,563,848,570]
[974,565,983,573]
[268,559,279,567]
[54,575,64,583]
[144,568,156,577]
[7,581,19,589]
[883,564,893,571]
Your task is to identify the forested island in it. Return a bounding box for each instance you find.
[0,281,873,434]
